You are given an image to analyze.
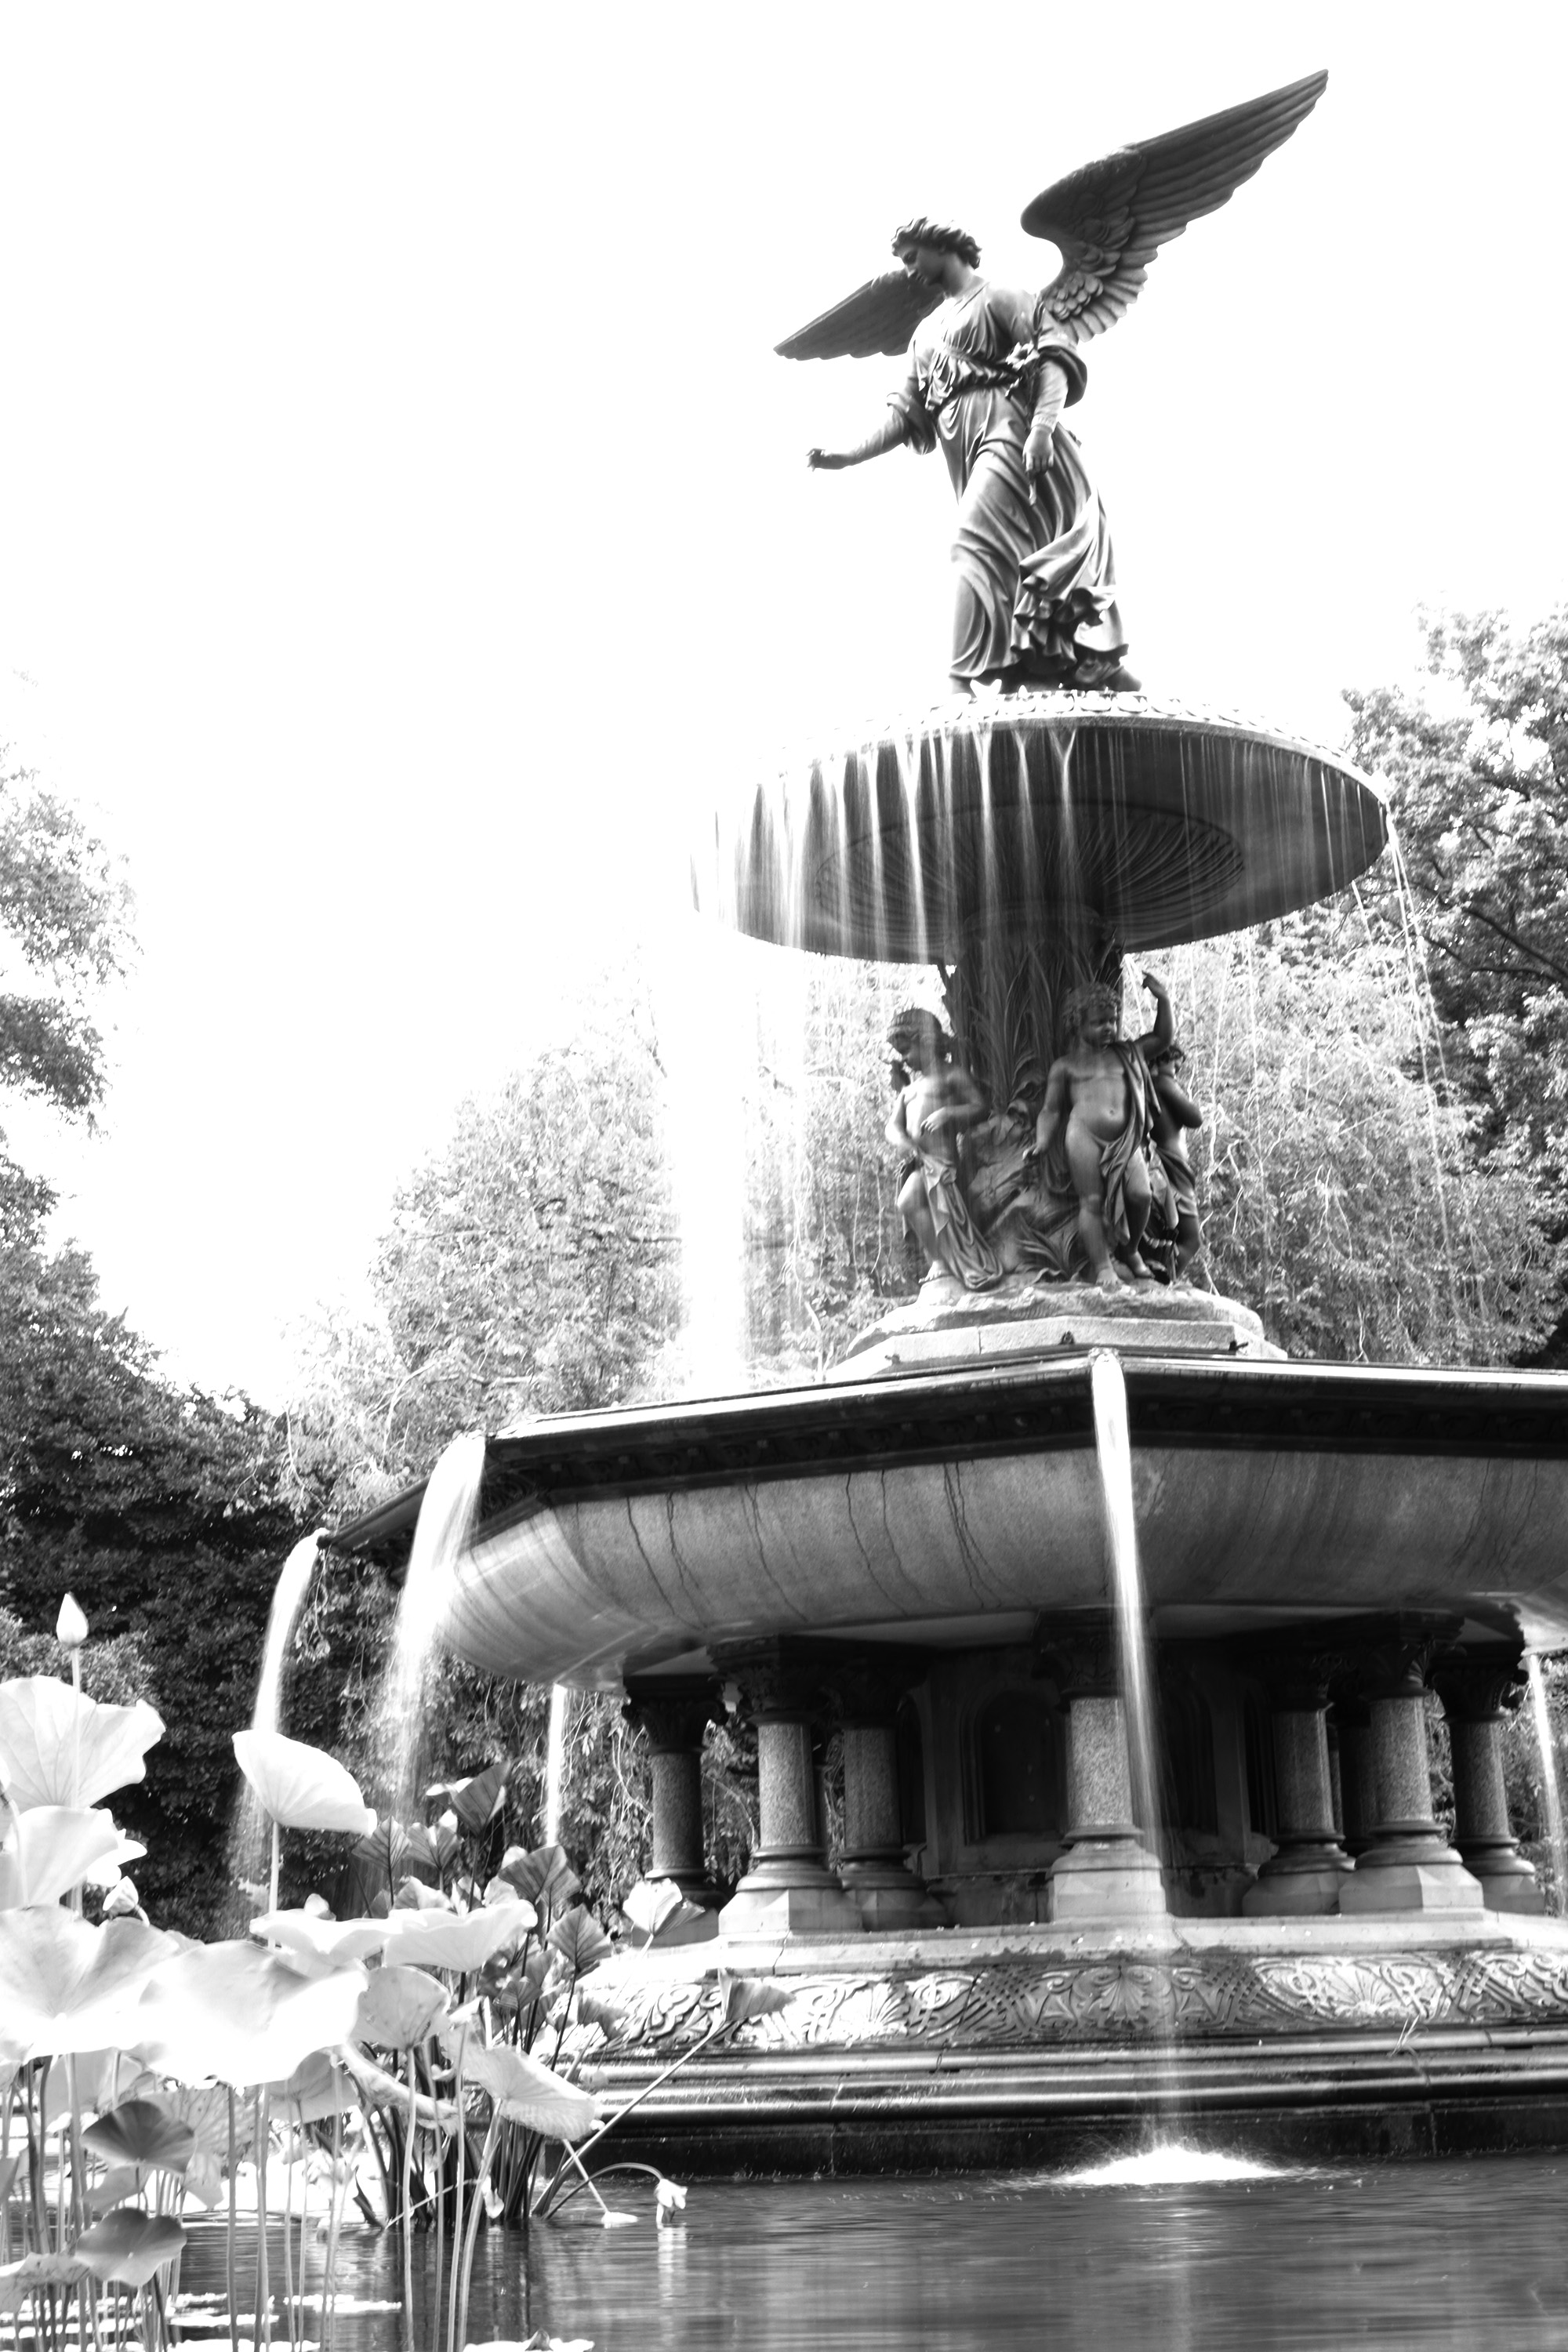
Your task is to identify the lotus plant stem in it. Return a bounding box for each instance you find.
[443,2039,466,2352]
[559,2143,617,2224]
[428,2074,445,2352]
[268,1820,281,1918]
[253,2088,271,2352]
[322,2099,343,2352]
[296,2100,309,2352]
[226,2092,239,2352]
[399,2054,416,2344]
[70,1643,82,1918]
[280,2116,296,2352]
[454,2111,501,2352]
[535,2023,723,2218]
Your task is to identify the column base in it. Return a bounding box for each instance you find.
[839,1859,947,1931]
[1338,1836,1486,1915]
[1463,1846,1545,1915]
[719,1857,864,1940]
[1050,1836,1169,1925]
[1242,1842,1353,1918]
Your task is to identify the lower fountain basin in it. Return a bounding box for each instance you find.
[350,1349,1568,1688]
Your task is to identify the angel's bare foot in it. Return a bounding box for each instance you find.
[1094,1263,1123,1296]
[1124,1252,1156,1282]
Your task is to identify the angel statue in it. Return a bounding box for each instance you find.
[782,73,1326,698]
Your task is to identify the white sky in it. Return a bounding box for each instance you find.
[1,2,1566,1403]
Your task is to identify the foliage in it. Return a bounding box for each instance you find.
[0,747,132,1138]
[1345,609,1568,1358]
[740,958,927,1375]
[0,1230,297,1932]
[1161,916,1563,1363]
[281,970,684,1907]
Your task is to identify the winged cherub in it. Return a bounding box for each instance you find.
[782,73,1327,699]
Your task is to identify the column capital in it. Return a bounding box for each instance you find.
[1033,1610,1119,1698]
[710,1638,824,1723]
[1233,1637,1360,1711]
[622,1675,725,1754]
[815,1647,927,1729]
[1430,1648,1527,1725]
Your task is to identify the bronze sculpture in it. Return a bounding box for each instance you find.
[782,73,1327,697]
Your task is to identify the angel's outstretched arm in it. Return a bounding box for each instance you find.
[808,410,913,472]
[1024,358,1069,488]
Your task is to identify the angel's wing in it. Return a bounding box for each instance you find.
[1022,70,1327,342]
[774,268,943,362]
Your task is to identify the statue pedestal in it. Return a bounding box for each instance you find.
[829,1276,1280,1382]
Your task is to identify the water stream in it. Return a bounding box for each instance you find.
[228,1532,324,1907]
[1087,1348,1159,1837]
[378,1430,487,1822]
[1525,1652,1566,1912]
[543,1682,570,1844]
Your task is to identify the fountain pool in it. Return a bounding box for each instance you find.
[186,2156,1568,2350]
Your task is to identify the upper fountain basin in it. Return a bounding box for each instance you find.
[694,692,1387,961]
[336,1352,1568,1690]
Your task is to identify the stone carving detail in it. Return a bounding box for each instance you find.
[591,1947,1568,2059]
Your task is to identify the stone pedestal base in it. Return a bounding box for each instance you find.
[1338,1840,1486,1915]
[719,1860,864,1940]
[1467,1849,1545,1915]
[1242,1860,1351,1917]
[1050,1838,1169,1925]
[839,1860,946,1930]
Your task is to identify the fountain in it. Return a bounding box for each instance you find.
[332,73,1568,2170]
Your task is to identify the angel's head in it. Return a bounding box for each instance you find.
[891,217,981,284]
[1061,983,1121,1047]
[887,1005,951,1073]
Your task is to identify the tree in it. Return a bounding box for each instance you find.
[1345,610,1568,1210]
[0,748,132,1240]
[285,969,683,1912]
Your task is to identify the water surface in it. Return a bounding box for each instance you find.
[191,2154,1568,2350]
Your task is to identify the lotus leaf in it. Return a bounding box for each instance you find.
[40,2048,149,2134]
[74,2209,187,2288]
[130,1938,367,2086]
[621,1878,704,1944]
[156,2082,243,2207]
[82,2098,196,2174]
[497,1843,580,1914]
[0,1911,179,2063]
[0,1679,162,1811]
[393,1875,451,1911]
[337,2044,456,2130]
[576,1987,627,2038]
[82,1820,147,1890]
[267,2050,352,2124]
[718,1973,794,2030]
[249,1910,393,1965]
[487,1944,550,2018]
[0,2254,87,2312]
[354,1965,448,2050]
[231,1730,376,1835]
[428,1759,510,1834]
[379,1903,531,1973]
[546,1907,612,1976]
[463,2045,601,2142]
[0,1806,122,1908]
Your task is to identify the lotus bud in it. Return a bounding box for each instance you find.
[103,1878,140,1917]
[655,2176,687,2224]
[303,1892,334,1918]
[56,1592,89,1650]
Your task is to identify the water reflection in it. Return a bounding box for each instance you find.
[188,2156,1568,2352]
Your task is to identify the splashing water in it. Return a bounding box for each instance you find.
[1526,1652,1566,1913]
[543,1683,570,1843]
[227,1532,325,1911]
[1088,1350,1159,1837]
[379,1430,487,1823]
[1058,2147,1279,2189]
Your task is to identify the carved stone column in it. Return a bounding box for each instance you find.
[1338,1623,1485,1915]
[713,1643,862,1940]
[1036,1613,1167,1924]
[1431,1653,1543,1915]
[1332,1697,1377,1857]
[622,1678,725,1925]
[1239,1646,1353,1915]
[820,1652,943,1931]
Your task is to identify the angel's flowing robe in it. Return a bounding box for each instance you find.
[889,281,1127,688]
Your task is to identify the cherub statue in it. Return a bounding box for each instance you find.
[1145,1036,1205,1280]
[779,73,1326,698]
[1033,973,1180,1294]
[884,1007,1001,1291]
